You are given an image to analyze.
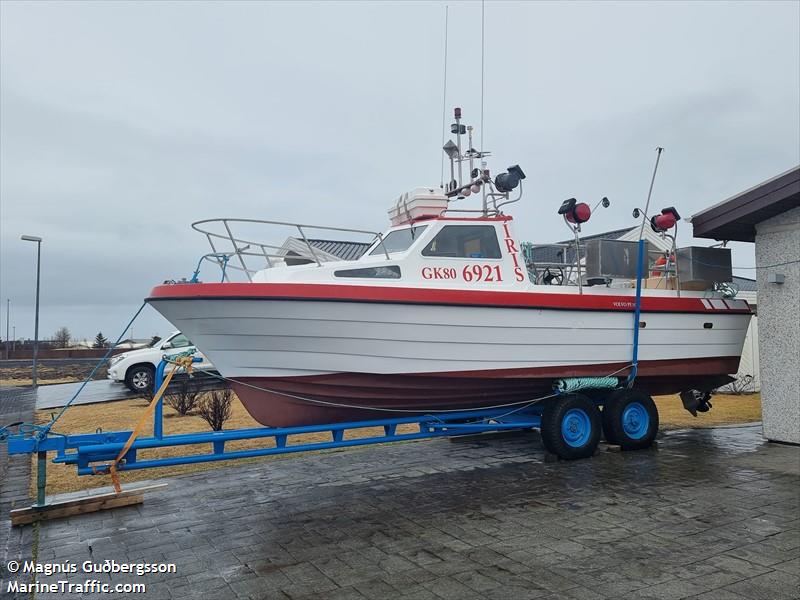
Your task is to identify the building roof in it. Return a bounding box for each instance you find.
[691,166,800,242]
[279,238,372,263]
[732,275,757,292]
[306,239,371,261]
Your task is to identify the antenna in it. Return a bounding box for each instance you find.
[439,6,449,188]
[638,147,664,241]
[480,0,485,154]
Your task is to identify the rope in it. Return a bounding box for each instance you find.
[94,356,194,493]
[555,376,618,393]
[189,362,634,416]
[41,302,147,437]
[713,282,739,298]
[700,258,800,270]
[194,367,555,414]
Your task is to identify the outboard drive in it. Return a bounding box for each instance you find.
[680,389,713,417]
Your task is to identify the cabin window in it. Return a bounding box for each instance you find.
[422,225,502,259]
[369,225,428,255]
[334,266,402,279]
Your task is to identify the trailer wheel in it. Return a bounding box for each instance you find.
[602,389,659,450]
[540,394,601,460]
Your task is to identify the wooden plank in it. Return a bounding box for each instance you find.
[10,483,167,526]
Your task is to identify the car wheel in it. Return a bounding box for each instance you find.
[125,364,155,393]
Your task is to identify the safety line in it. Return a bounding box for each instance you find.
[41,302,147,436]
[189,362,633,416]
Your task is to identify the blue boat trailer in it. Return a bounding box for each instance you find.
[3,355,567,510]
[8,404,542,476]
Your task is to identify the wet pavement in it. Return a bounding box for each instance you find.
[32,380,141,410]
[0,381,798,599]
[0,373,227,411]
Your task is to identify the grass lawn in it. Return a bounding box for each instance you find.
[655,393,761,430]
[33,391,762,496]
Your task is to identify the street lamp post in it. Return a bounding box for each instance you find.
[4,299,9,359]
[21,235,42,388]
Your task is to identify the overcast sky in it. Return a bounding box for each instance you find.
[1,0,798,342]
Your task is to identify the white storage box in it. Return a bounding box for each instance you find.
[388,188,449,226]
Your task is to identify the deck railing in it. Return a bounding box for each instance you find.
[191,218,389,282]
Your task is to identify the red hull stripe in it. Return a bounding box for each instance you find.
[148,283,751,314]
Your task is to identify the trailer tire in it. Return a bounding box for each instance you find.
[602,389,659,450]
[540,394,601,460]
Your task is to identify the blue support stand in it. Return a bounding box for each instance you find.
[154,360,167,440]
[153,354,203,439]
[628,238,646,387]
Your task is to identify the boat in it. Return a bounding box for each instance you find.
[147,109,752,427]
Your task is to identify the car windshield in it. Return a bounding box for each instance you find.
[166,334,192,349]
[369,225,428,255]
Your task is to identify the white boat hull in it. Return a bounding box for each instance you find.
[149,283,751,426]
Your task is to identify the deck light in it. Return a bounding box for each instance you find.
[494,165,526,193]
[558,198,592,225]
[650,207,681,232]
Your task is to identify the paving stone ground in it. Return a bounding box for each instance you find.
[1,397,798,599]
[0,386,35,596]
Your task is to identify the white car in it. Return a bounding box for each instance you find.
[107,331,215,393]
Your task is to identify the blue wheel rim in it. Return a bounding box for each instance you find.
[622,402,650,440]
[561,408,592,448]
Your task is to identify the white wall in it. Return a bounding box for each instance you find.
[756,206,800,444]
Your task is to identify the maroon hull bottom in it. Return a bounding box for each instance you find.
[229,357,740,427]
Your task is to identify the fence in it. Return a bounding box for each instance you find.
[2,348,128,360]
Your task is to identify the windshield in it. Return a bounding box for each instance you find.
[166,334,192,349]
[422,225,502,259]
[369,225,428,256]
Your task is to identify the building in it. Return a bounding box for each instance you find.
[692,166,800,444]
